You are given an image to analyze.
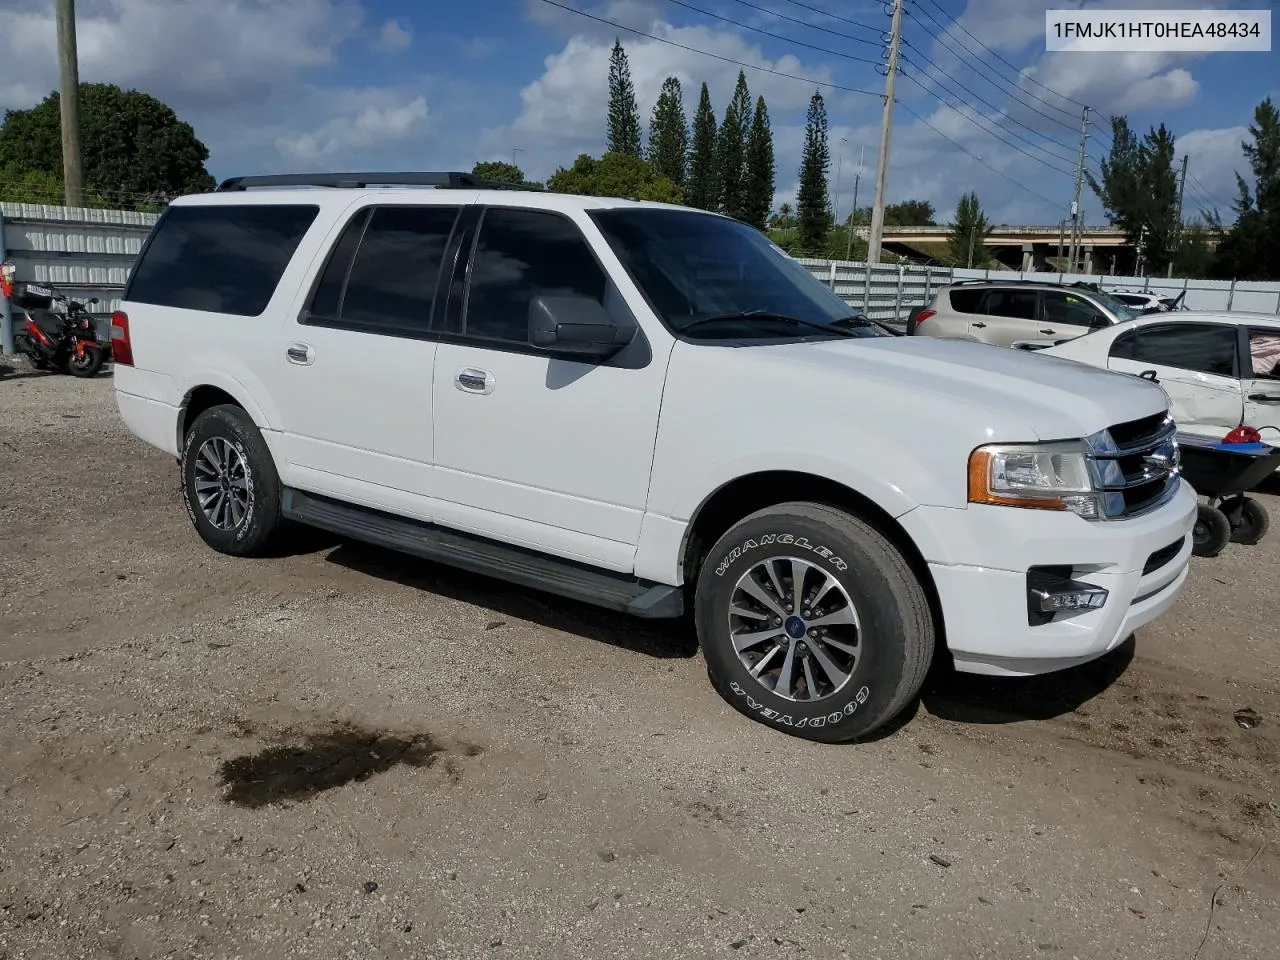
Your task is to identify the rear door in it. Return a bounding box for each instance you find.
[969,288,1040,345]
[1106,321,1243,437]
[1242,325,1280,439]
[271,202,460,508]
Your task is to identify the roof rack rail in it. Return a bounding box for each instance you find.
[215,172,545,192]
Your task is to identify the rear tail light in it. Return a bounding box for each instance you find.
[915,309,936,327]
[109,311,133,365]
[1224,425,1262,445]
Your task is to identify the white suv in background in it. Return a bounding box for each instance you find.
[111,172,1196,742]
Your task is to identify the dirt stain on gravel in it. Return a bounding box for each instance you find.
[218,723,449,808]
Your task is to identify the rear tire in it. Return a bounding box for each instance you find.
[181,404,282,556]
[1227,497,1269,546]
[694,502,935,743]
[1192,503,1231,557]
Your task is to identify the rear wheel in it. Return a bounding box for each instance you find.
[1226,497,1269,546]
[181,404,282,556]
[694,502,934,742]
[1192,503,1231,557]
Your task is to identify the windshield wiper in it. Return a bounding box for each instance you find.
[680,311,858,338]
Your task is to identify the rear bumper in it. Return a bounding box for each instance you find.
[115,389,180,458]
[900,480,1197,676]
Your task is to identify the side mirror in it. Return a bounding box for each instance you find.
[1089,316,1110,330]
[528,295,634,360]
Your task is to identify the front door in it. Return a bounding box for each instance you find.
[429,206,671,571]
[1243,325,1280,440]
[273,203,461,508]
[1039,289,1108,342]
[1106,321,1244,439]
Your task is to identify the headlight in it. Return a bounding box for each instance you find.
[967,441,1102,519]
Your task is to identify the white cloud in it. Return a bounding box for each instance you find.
[276,92,429,162]
[378,18,412,53]
[1178,124,1250,216]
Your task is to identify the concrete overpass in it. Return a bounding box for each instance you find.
[879,224,1132,273]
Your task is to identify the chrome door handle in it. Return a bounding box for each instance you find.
[286,342,314,365]
[455,367,494,395]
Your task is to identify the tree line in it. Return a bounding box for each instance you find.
[1090,97,1278,281]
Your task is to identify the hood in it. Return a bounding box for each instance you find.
[757,335,1169,441]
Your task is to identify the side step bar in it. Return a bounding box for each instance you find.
[281,489,685,619]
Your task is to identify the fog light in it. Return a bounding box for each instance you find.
[1027,566,1108,625]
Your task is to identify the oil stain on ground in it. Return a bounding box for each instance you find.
[219,722,456,808]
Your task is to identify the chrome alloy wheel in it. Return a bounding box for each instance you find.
[728,556,862,702]
[193,437,251,531]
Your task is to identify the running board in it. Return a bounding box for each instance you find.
[281,489,684,619]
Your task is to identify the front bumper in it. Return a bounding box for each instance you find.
[899,479,1197,676]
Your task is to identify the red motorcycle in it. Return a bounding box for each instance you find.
[10,281,109,378]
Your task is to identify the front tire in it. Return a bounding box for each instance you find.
[181,404,282,556]
[694,502,935,743]
[1227,497,1269,546]
[68,345,105,378]
[1192,503,1231,557]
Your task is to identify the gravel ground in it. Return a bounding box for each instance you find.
[1,363,1277,960]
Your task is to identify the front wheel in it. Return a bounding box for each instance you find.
[67,344,105,378]
[1192,503,1231,557]
[694,502,935,743]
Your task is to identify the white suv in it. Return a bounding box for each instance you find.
[111,172,1197,742]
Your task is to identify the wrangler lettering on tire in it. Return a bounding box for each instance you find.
[695,502,934,742]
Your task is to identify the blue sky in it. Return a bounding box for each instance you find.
[0,0,1275,225]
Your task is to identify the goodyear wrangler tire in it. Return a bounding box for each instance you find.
[695,502,935,743]
[181,404,283,557]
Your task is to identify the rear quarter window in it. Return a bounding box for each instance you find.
[126,204,320,316]
[948,288,985,313]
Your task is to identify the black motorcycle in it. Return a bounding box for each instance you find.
[11,282,109,378]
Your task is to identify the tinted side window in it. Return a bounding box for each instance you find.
[127,204,319,316]
[982,289,1038,320]
[1130,324,1238,376]
[1042,291,1106,327]
[306,206,458,336]
[465,209,607,342]
[948,288,984,313]
[1110,329,1140,361]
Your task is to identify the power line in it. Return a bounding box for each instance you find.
[896,101,1065,209]
[657,0,882,66]
[905,1,1082,135]
[722,0,883,49]
[898,70,1076,178]
[914,0,1088,112]
[536,0,885,98]
[900,62,1079,168]
[775,0,882,33]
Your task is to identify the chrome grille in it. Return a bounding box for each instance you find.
[1087,413,1182,520]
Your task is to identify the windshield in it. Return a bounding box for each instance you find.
[1090,290,1140,322]
[589,208,879,340]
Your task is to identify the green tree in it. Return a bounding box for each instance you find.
[742,96,775,232]
[796,91,831,255]
[0,83,214,208]
[606,39,642,157]
[717,71,752,220]
[1172,219,1216,277]
[647,76,688,187]
[0,163,64,204]
[1088,116,1180,275]
[884,200,936,226]
[947,192,992,267]
[686,83,719,211]
[546,152,682,204]
[1212,96,1280,280]
[471,160,536,185]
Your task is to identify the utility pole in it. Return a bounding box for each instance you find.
[512,146,522,169]
[867,0,904,265]
[967,222,976,269]
[1135,224,1147,276]
[1169,154,1188,277]
[56,0,84,208]
[1066,105,1090,274]
[846,145,864,261]
[833,137,846,245]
